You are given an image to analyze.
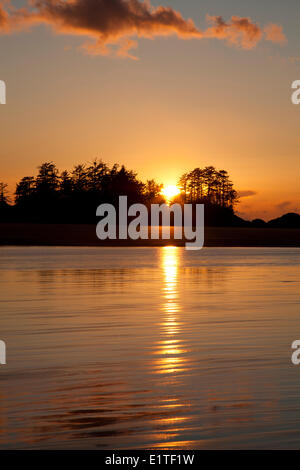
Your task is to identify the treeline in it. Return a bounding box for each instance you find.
[0,160,165,223]
[178,166,237,206]
[0,160,239,225]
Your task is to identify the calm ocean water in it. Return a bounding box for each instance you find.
[1,246,300,449]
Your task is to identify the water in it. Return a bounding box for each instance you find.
[0,246,300,449]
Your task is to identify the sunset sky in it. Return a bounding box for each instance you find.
[1,0,300,220]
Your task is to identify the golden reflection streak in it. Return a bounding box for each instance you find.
[149,247,193,449]
[148,246,195,449]
[154,246,187,374]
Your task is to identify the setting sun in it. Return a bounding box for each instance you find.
[161,185,181,200]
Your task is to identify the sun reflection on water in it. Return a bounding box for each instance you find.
[154,246,187,374]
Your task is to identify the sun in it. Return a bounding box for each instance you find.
[161,185,180,200]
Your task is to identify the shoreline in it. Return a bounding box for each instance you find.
[0,223,300,247]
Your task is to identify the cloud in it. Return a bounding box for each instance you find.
[276,201,291,210]
[205,15,263,49]
[274,201,300,213]
[264,23,287,44]
[273,201,300,216]
[0,0,287,58]
[237,190,257,198]
[0,3,9,29]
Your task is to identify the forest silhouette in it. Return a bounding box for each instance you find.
[0,160,299,228]
[0,160,241,226]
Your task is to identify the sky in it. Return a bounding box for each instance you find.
[0,0,300,220]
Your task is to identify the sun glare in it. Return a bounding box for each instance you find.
[161,185,180,200]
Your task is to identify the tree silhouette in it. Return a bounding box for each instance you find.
[12,159,161,223]
[0,182,9,206]
[0,159,240,225]
[178,166,238,208]
[143,179,164,203]
[15,177,35,204]
[36,162,59,195]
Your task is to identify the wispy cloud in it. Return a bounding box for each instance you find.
[238,190,257,198]
[275,201,299,214]
[204,15,263,50]
[0,0,287,58]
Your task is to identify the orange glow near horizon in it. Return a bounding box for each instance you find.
[1,1,300,222]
